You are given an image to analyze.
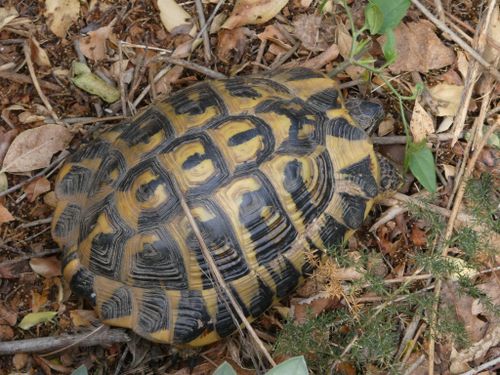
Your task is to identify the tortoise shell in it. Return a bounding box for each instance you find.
[52,68,384,346]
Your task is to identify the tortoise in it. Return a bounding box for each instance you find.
[51,67,400,346]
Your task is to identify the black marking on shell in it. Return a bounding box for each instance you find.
[265,256,300,298]
[345,99,384,130]
[340,156,378,198]
[69,140,111,163]
[173,290,211,344]
[283,151,333,226]
[278,67,325,81]
[214,287,248,338]
[238,172,298,266]
[69,267,96,306]
[138,289,170,334]
[119,107,175,147]
[326,117,368,140]
[169,82,226,117]
[249,277,274,317]
[224,78,261,99]
[53,203,81,238]
[319,214,348,250]
[130,229,188,289]
[101,286,132,321]
[57,165,93,196]
[87,150,127,196]
[186,199,250,288]
[307,88,341,112]
[340,192,367,229]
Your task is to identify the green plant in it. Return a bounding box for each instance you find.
[326,0,436,192]
[213,356,309,375]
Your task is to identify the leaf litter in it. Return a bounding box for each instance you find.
[0,0,498,374]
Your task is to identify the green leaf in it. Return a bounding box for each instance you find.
[365,3,384,35]
[369,0,410,33]
[266,356,309,375]
[18,311,57,330]
[382,29,397,64]
[71,365,88,375]
[213,362,237,375]
[407,141,437,192]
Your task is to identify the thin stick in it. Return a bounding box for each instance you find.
[451,0,497,146]
[0,248,61,269]
[18,217,52,229]
[410,0,500,82]
[460,354,500,375]
[194,0,211,63]
[160,56,227,79]
[371,132,457,144]
[23,42,59,122]
[269,41,301,70]
[0,329,129,355]
[0,71,62,91]
[253,39,268,74]
[193,0,226,41]
[172,180,276,367]
[433,0,445,22]
[118,41,128,117]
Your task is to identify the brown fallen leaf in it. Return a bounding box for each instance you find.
[24,177,51,202]
[28,36,51,68]
[428,84,464,117]
[222,0,289,29]
[217,28,249,64]
[79,22,116,61]
[380,20,455,74]
[12,353,29,371]
[44,0,80,38]
[292,14,327,51]
[410,224,427,247]
[70,309,98,327]
[0,7,19,32]
[0,203,14,224]
[0,302,17,326]
[484,4,499,63]
[0,325,14,340]
[292,294,340,324]
[300,43,340,70]
[1,124,73,173]
[29,256,62,278]
[0,129,18,165]
[155,65,184,97]
[410,100,435,142]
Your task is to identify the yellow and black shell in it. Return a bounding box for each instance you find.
[52,68,384,346]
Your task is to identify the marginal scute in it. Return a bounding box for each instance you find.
[52,68,387,346]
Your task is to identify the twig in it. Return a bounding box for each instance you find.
[194,0,211,63]
[18,217,52,229]
[0,248,61,269]
[0,329,129,355]
[253,39,268,74]
[403,354,426,375]
[0,71,62,91]
[451,0,497,146]
[23,42,59,122]
[119,41,172,54]
[459,354,500,375]
[160,56,227,79]
[60,115,125,126]
[171,178,276,367]
[410,0,500,82]
[269,41,301,70]
[118,41,128,117]
[433,0,445,22]
[372,132,458,144]
[193,0,226,42]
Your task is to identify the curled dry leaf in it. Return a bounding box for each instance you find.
[410,100,435,142]
[222,0,289,29]
[79,23,115,61]
[24,177,51,202]
[0,302,17,326]
[217,28,249,64]
[1,124,73,173]
[380,20,455,74]
[12,353,29,371]
[70,309,98,327]
[291,293,340,324]
[0,6,18,32]
[0,203,14,224]
[157,0,196,36]
[428,84,464,117]
[29,256,62,278]
[44,0,80,38]
[456,51,469,80]
[28,37,51,68]
[155,65,184,97]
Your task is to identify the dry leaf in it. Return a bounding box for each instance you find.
[43,191,58,208]
[292,14,327,51]
[217,28,249,64]
[442,164,456,181]
[437,116,454,133]
[44,0,80,38]
[79,23,115,61]
[0,303,17,326]
[378,116,395,136]
[410,100,434,142]
[12,353,29,371]
[154,65,184,97]
[292,293,340,324]
[1,124,72,173]
[410,225,427,246]
[456,51,469,79]
[381,20,455,74]
[18,111,46,124]
[28,37,51,68]
[157,0,196,35]
[428,84,464,117]
[0,203,14,224]
[0,129,18,165]
[222,0,288,29]
[24,177,51,202]
[0,325,14,340]
[70,309,98,327]
[0,6,19,32]
[209,13,227,34]
[29,256,62,278]
[300,43,339,70]
[484,5,500,62]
